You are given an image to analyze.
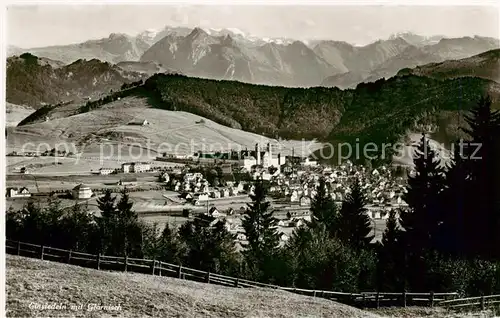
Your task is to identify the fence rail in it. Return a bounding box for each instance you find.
[439,295,500,311]
[6,239,459,308]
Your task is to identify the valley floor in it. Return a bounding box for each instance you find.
[6,255,379,318]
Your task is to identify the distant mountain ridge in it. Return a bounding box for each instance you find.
[322,36,500,88]
[8,27,500,87]
[15,71,499,164]
[6,53,146,108]
[396,48,500,83]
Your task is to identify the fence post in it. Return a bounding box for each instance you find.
[67,250,72,264]
[206,271,211,284]
[177,265,183,279]
[96,253,101,270]
[481,295,485,310]
[313,290,317,298]
[430,291,434,307]
[403,291,407,308]
[41,245,45,260]
[376,292,380,309]
[151,259,156,275]
[17,241,21,255]
[124,255,128,272]
[362,294,366,308]
[234,278,239,288]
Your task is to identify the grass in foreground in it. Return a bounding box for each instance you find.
[369,306,498,318]
[6,255,380,318]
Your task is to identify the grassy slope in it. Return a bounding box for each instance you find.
[6,103,35,127]
[6,96,322,157]
[6,255,379,318]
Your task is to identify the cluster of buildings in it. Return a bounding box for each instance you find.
[159,143,317,176]
[265,160,408,219]
[98,162,152,175]
[168,172,247,205]
[6,187,31,198]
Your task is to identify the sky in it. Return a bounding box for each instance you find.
[6,4,500,48]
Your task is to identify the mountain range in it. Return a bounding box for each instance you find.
[9,26,500,88]
[6,53,147,108]
[9,48,500,164]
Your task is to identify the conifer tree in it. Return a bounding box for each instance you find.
[438,141,469,257]
[242,179,281,280]
[157,223,185,265]
[309,177,337,236]
[376,209,404,291]
[116,189,142,257]
[96,189,118,254]
[178,214,237,274]
[337,179,373,250]
[400,133,445,291]
[97,189,117,218]
[61,203,97,252]
[401,133,445,254]
[459,95,500,259]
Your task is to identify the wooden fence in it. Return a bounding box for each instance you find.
[5,239,458,308]
[439,295,500,311]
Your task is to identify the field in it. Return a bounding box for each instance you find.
[6,96,323,158]
[6,103,35,127]
[6,255,380,318]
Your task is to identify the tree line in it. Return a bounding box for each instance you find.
[5,96,500,296]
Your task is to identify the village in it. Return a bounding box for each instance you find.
[6,142,410,246]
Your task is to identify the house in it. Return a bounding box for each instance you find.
[371,210,381,219]
[159,172,170,183]
[236,233,247,241]
[208,206,221,217]
[122,163,133,173]
[299,196,311,206]
[194,193,209,201]
[235,182,245,193]
[229,187,238,196]
[220,188,230,198]
[119,177,137,186]
[132,162,151,173]
[72,184,92,200]
[210,191,221,199]
[6,187,31,198]
[280,233,289,242]
[200,184,209,193]
[129,119,149,126]
[180,192,193,200]
[99,168,115,175]
[294,218,306,227]
[122,162,151,173]
[174,182,181,192]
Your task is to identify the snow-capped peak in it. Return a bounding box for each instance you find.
[225,28,246,36]
[139,29,160,39]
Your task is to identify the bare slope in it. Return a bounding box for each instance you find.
[6,96,322,157]
[6,103,35,127]
[6,255,380,318]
